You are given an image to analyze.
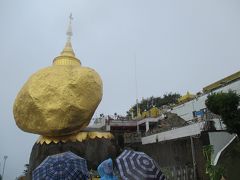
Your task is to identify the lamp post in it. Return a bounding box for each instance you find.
[2,156,8,180]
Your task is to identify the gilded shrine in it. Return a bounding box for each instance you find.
[13,15,104,139]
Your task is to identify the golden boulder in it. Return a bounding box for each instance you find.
[13,32,103,136]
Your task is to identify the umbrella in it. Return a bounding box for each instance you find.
[32,151,89,180]
[116,150,165,180]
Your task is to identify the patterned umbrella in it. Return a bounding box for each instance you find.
[116,150,165,180]
[32,151,89,180]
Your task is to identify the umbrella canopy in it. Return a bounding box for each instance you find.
[32,151,89,180]
[116,150,165,180]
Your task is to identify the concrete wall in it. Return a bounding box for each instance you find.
[142,122,203,144]
[135,131,236,179]
[131,133,210,180]
[216,138,240,180]
[171,97,207,121]
[208,131,235,164]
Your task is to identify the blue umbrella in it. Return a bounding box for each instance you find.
[32,151,89,180]
[116,150,165,180]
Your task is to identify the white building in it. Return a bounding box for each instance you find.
[171,78,240,121]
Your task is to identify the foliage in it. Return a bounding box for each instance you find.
[23,164,29,176]
[205,91,240,136]
[161,167,174,180]
[203,145,213,163]
[205,90,239,115]
[203,145,224,180]
[128,93,181,116]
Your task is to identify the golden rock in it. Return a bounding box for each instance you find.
[13,20,103,136]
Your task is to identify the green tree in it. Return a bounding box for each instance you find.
[205,91,240,136]
[129,93,181,116]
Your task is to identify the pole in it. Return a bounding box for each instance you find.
[190,137,197,180]
[2,156,8,180]
[134,54,139,118]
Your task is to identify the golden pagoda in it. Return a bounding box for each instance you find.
[178,91,195,104]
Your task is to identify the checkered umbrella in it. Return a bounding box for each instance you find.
[32,151,89,180]
[116,150,165,180]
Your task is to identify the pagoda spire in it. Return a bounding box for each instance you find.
[53,14,81,66]
[67,13,73,41]
[61,13,75,57]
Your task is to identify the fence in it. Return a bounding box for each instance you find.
[161,166,194,180]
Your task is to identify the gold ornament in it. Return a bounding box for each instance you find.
[36,131,114,145]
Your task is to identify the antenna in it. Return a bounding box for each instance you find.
[134,53,140,116]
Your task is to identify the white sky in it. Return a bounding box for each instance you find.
[0,0,240,179]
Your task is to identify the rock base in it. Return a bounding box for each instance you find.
[27,138,117,179]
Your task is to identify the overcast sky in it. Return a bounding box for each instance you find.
[0,0,240,179]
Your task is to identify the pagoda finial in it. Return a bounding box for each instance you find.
[53,14,81,65]
[59,13,76,58]
[67,13,73,41]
